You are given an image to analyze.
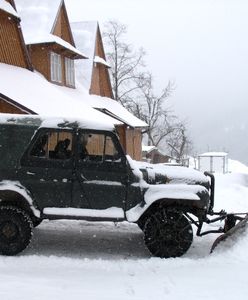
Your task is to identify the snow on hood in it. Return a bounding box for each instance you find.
[134,160,209,185]
[126,157,210,222]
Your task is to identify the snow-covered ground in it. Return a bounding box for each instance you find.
[1,160,248,299]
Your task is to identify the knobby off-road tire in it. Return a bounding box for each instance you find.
[0,206,33,256]
[144,209,193,258]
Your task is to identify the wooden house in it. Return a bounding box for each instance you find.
[142,145,171,164]
[0,0,31,70]
[0,0,33,113]
[15,0,87,88]
[0,0,147,160]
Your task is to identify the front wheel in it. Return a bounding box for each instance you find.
[0,206,33,256]
[31,216,43,228]
[144,209,193,258]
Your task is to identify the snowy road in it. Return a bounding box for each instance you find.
[0,172,248,300]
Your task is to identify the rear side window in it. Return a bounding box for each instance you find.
[30,131,72,160]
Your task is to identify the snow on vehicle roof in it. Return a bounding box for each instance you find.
[0,0,19,17]
[0,113,116,131]
[199,152,228,157]
[0,63,119,130]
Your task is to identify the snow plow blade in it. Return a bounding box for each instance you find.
[210,214,248,253]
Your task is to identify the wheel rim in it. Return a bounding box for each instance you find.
[0,221,19,242]
[144,210,193,258]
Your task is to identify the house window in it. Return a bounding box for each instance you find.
[65,57,75,87]
[50,52,62,83]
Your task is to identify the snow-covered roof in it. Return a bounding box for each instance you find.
[0,0,19,17]
[0,63,120,131]
[26,34,87,58]
[16,0,61,40]
[142,145,157,153]
[94,56,110,67]
[15,0,84,57]
[71,21,98,90]
[60,82,147,128]
[142,145,169,156]
[0,63,146,128]
[199,152,228,157]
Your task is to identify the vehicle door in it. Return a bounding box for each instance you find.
[20,128,74,210]
[72,130,127,219]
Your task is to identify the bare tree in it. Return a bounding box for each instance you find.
[103,20,146,105]
[129,73,175,147]
[167,123,193,162]
[104,20,193,160]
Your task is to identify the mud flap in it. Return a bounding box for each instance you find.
[210,214,248,253]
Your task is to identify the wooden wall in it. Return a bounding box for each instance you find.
[52,3,74,45]
[90,26,113,99]
[0,12,29,68]
[28,45,49,80]
[0,98,28,114]
[116,125,142,160]
[28,45,75,88]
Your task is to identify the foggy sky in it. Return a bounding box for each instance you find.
[65,0,248,164]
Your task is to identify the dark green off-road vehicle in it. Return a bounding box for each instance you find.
[0,114,215,258]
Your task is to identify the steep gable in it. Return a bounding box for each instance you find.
[52,0,75,46]
[71,21,113,98]
[0,0,32,69]
[15,0,61,42]
[91,25,113,98]
[15,0,85,87]
[3,0,16,8]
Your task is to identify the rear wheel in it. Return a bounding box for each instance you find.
[144,208,193,258]
[0,206,33,256]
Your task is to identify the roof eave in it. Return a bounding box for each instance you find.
[26,41,88,59]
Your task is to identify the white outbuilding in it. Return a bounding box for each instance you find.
[197,152,228,174]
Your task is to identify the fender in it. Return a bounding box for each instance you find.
[126,183,209,222]
[0,180,41,218]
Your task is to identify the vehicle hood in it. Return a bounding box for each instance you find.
[131,160,209,187]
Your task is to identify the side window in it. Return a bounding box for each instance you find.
[30,131,72,160]
[78,133,120,163]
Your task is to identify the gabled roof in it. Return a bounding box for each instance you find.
[16,0,62,41]
[15,0,86,58]
[0,63,120,130]
[29,34,86,59]
[0,0,19,18]
[71,21,98,90]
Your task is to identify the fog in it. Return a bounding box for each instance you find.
[66,0,248,164]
